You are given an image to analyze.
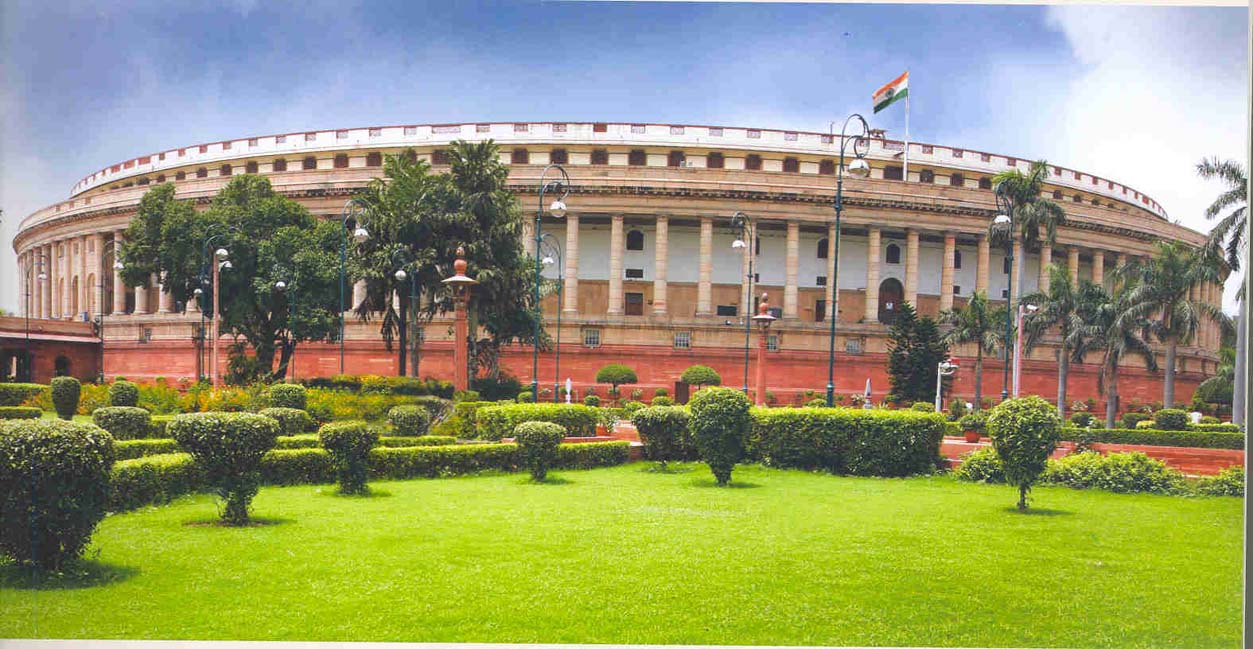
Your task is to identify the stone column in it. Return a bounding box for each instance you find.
[563,214,579,314]
[17,254,26,317]
[352,279,368,312]
[1011,237,1023,304]
[653,216,668,315]
[58,240,67,318]
[904,229,920,305]
[976,234,990,297]
[111,233,127,314]
[696,217,713,316]
[864,227,880,322]
[133,274,149,316]
[1115,252,1128,291]
[522,218,536,257]
[1067,247,1080,285]
[158,274,174,314]
[1092,251,1105,288]
[79,236,90,319]
[940,232,956,311]
[825,223,837,319]
[607,214,624,315]
[43,244,53,319]
[784,221,799,319]
[88,233,103,316]
[1038,243,1052,293]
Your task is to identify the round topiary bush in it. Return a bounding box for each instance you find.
[0,406,41,420]
[108,380,139,407]
[622,400,646,417]
[1153,408,1189,431]
[583,394,601,407]
[910,402,935,412]
[653,387,670,398]
[387,405,432,437]
[1121,412,1150,429]
[651,396,675,407]
[92,406,152,440]
[259,407,317,436]
[953,447,1004,483]
[50,377,81,420]
[169,412,280,524]
[514,421,566,482]
[1070,411,1095,428]
[631,405,691,469]
[987,395,1062,511]
[267,383,307,411]
[595,365,638,401]
[680,365,722,388]
[0,418,114,570]
[805,398,828,408]
[319,420,380,495]
[517,390,535,403]
[688,386,752,486]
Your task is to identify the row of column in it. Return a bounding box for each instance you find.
[18,231,180,320]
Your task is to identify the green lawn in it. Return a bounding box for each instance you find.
[1,464,1242,647]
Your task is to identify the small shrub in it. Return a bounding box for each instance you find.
[987,396,1062,511]
[631,406,693,468]
[0,419,114,570]
[1194,466,1245,497]
[1190,423,1242,433]
[50,377,81,420]
[1070,412,1095,428]
[1199,415,1221,425]
[514,421,566,481]
[91,406,153,440]
[1042,451,1185,494]
[680,365,721,388]
[688,386,752,485]
[953,447,1005,483]
[805,398,827,408]
[108,380,139,407]
[475,403,599,441]
[0,406,41,420]
[258,407,317,436]
[168,412,279,525]
[387,405,432,437]
[654,387,670,398]
[1121,412,1150,429]
[910,402,935,412]
[959,411,988,433]
[109,453,203,511]
[0,383,46,407]
[1135,419,1157,429]
[431,400,492,438]
[622,400,646,417]
[583,395,601,407]
[651,395,675,407]
[319,420,380,495]
[517,390,535,403]
[453,389,482,403]
[267,383,307,410]
[1153,408,1189,431]
[948,398,970,421]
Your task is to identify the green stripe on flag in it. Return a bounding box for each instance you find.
[873,87,908,114]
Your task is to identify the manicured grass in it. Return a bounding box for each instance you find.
[1,464,1242,647]
[38,411,94,423]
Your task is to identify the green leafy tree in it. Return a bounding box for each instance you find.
[1020,265,1103,419]
[887,303,950,404]
[680,365,722,389]
[987,395,1063,511]
[939,291,1005,410]
[1069,283,1158,428]
[990,160,1067,305]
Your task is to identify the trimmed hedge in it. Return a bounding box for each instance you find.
[168,412,280,524]
[0,406,41,420]
[92,406,153,440]
[267,383,307,410]
[108,380,140,407]
[0,382,46,407]
[431,400,492,438]
[1063,427,1244,450]
[1190,423,1242,433]
[319,420,380,494]
[149,414,175,438]
[259,407,317,436]
[749,407,946,477]
[388,405,432,436]
[51,377,81,420]
[114,438,181,460]
[630,406,695,466]
[475,403,599,440]
[109,453,203,511]
[379,435,456,447]
[515,421,565,481]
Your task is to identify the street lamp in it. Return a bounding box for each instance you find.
[392,248,420,377]
[532,164,570,403]
[826,114,873,406]
[993,181,1017,402]
[195,225,240,384]
[752,292,776,406]
[339,199,370,375]
[935,357,960,411]
[210,247,232,389]
[22,251,49,382]
[96,240,123,382]
[539,232,564,403]
[1013,303,1038,398]
[730,211,755,394]
[273,269,298,381]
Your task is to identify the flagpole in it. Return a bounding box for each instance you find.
[903,91,910,181]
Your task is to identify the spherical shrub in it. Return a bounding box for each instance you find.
[387,405,431,437]
[583,395,601,407]
[680,365,722,388]
[596,364,638,389]
[805,398,828,408]
[910,402,935,412]
[259,407,317,436]
[0,383,47,407]
[169,412,279,524]
[514,421,566,481]
[319,420,380,495]
[1199,415,1221,425]
[1070,411,1095,428]
[0,406,41,420]
[987,395,1062,510]
[267,383,307,411]
[958,411,988,433]
[517,390,535,403]
[1194,465,1244,497]
[631,406,691,469]
[651,396,675,407]
[92,406,152,440]
[1153,408,1188,431]
[108,380,139,407]
[653,387,670,398]
[453,389,481,403]
[1121,412,1150,429]
[50,377,81,420]
[688,386,752,485]
[953,447,1004,483]
[0,418,114,570]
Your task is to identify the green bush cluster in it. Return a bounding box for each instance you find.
[583,394,601,407]
[516,391,535,403]
[953,448,1005,483]
[23,381,110,415]
[688,386,752,485]
[300,374,454,398]
[651,395,675,407]
[1199,415,1221,425]
[680,365,721,388]
[958,411,988,433]
[114,438,182,460]
[1069,411,1095,428]
[631,406,694,468]
[92,406,153,440]
[168,412,279,525]
[387,405,432,437]
[910,402,935,412]
[149,414,175,438]
[1042,451,1185,494]
[431,400,492,438]
[1194,466,1245,497]
[109,453,203,511]
[305,389,430,423]
[514,421,566,481]
[0,406,41,419]
[1121,412,1151,429]
[1062,427,1244,450]
[0,419,115,570]
[749,407,945,477]
[50,376,82,420]
[1153,408,1189,431]
[475,403,599,440]
[267,383,307,410]
[259,407,317,436]
[108,380,140,407]
[377,435,456,447]
[0,382,46,407]
[1189,423,1242,433]
[319,420,380,494]
[987,396,1062,511]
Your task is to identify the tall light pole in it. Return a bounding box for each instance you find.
[731,212,755,394]
[273,266,298,381]
[194,226,238,384]
[752,292,776,406]
[1013,303,1038,397]
[935,358,959,411]
[443,246,479,393]
[826,114,873,406]
[96,240,123,383]
[392,248,420,377]
[211,247,231,389]
[23,252,48,382]
[993,181,1017,402]
[339,199,370,375]
[532,165,570,403]
[539,232,564,403]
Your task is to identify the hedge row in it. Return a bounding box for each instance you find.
[1062,427,1245,450]
[106,441,630,510]
[114,434,459,460]
[299,375,455,398]
[0,383,47,407]
[0,406,41,420]
[474,403,599,440]
[748,408,946,477]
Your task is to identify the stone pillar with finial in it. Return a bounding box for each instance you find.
[442,245,479,393]
[752,292,776,406]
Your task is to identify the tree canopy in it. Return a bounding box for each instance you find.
[886,302,950,404]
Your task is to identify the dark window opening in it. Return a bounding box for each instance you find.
[716,305,738,317]
[979,177,992,190]
[707,152,725,169]
[550,148,568,164]
[815,299,826,322]
[593,123,608,133]
[819,159,835,175]
[245,161,258,174]
[511,148,529,164]
[1072,194,1082,203]
[431,150,450,165]
[628,149,646,166]
[334,154,349,169]
[625,268,644,279]
[886,243,901,264]
[302,156,317,170]
[817,237,829,259]
[366,152,382,167]
[884,165,904,181]
[949,173,964,187]
[919,169,935,183]
[745,154,762,170]
[1003,257,1011,274]
[625,292,645,316]
[176,171,186,180]
[782,157,800,173]
[668,150,685,167]
[954,250,963,269]
[591,149,608,165]
[626,230,645,251]
[273,158,287,172]
[196,167,207,178]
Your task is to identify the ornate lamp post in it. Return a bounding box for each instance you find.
[339,199,370,375]
[532,165,570,403]
[826,114,873,406]
[539,232,564,403]
[23,252,48,382]
[934,357,960,411]
[210,247,232,389]
[194,225,240,383]
[392,248,420,377]
[96,240,123,382]
[442,246,479,393]
[730,212,755,394]
[752,292,776,406]
[1013,303,1038,397]
[992,182,1017,401]
[273,267,298,381]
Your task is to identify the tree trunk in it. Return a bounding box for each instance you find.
[1105,366,1119,429]
[973,345,983,410]
[408,286,421,378]
[1017,484,1029,511]
[1163,339,1177,408]
[274,341,294,381]
[1057,346,1069,420]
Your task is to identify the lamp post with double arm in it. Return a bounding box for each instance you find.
[391,248,421,377]
[539,232,564,403]
[730,212,754,394]
[96,240,123,382]
[339,199,370,375]
[826,114,873,406]
[532,165,569,403]
[273,265,298,381]
[993,181,1017,402]
[22,252,48,382]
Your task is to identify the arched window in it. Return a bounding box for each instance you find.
[155,174,165,183]
[334,154,349,169]
[272,158,287,172]
[668,150,685,167]
[817,238,829,259]
[949,173,964,187]
[707,152,725,169]
[302,156,317,170]
[196,167,207,178]
[979,177,992,190]
[245,161,258,174]
[954,250,963,269]
[1072,194,1082,203]
[1053,189,1063,199]
[886,243,901,264]
[175,171,186,181]
[591,149,608,165]
[366,152,382,167]
[626,230,645,251]
[819,160,835,175]
[782,157,799,173]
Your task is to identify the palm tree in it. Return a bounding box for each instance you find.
[1070,283,1158,428]
[1196,157,1247,274]
[990,160,1067,306]
[939,291,1003,410]
[1118,242,1228,407]
[1020,264,1103,419]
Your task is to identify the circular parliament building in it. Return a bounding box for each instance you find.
[11,121,1225,405]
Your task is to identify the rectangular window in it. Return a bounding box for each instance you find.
[476,124,491,133]
[745,154,762,170]
[631,124,646,134]
[245,161,258,174]
[336,130,349,139]
[980,152,991,162]
[432,125,461,134]
[275,135,286,144]
[552,123,567,133]
[816,276,827,286]
[302,156,317,170]
[199,144,208,153]
[272,159,287,172]
[514,123,529,132]
[511,148,529,164]
[707,152,725,169]
[369,128,382,137]
[591,149,608,165]
[821,134,833,144]
[784,132,798,141]
[593,123,608,133]
[845,338,863,354]
[550,148,569,164]
[628,150,646,166]
[670,126,684,135]
[954,285,962,295]
[305,133,317,142]
[625,292,645,316]
[782,157,799,173]
[668,150,685,167]
[333,154,349,169]
[708,127,723,137]
[624,268,644,279]
[766,334,779,351]
[432,150,450,165]
[582,329,601,348]
[716,305,738,317]
[747,129,761,139]
[884,165,904,181]
[366,152,382,167]
[921,144,933,154]
[673,332,691,349]
[248,138,259,146]
[819,160,835,175]
[952,149,964,158]
[815,299,825,322]
[404,126,418,135]
[1006,157,1016,166]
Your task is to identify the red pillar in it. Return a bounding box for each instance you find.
[755,328,768,406]
[453,293,469,393]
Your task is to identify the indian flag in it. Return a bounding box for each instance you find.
[872,71,909,114]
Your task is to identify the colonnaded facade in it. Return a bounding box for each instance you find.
[11,121,1225,407]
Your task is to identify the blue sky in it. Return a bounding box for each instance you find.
[1,1,1247,311]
